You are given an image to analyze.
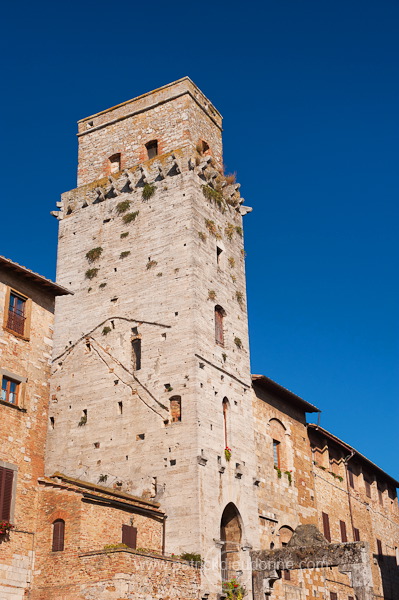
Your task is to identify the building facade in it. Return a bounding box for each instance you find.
[0,79,397,600]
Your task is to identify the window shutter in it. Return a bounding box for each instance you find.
[340,520,347,542]
[122,525,137,549]
[348,468,354,488]
[330,593,337,600]
[353,527,360,541]
[52,520,65,552]
[322,512,331,542]
[0,466,14,521]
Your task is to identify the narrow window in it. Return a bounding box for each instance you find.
[330,594,337,600]
[1,377,19,405]
[283,568,291,580]
[145,140,158,159]
[395,546,399,566]
[118,401,123,415]
[170,396,181,422]
[7,292,26,336]
[52,519,65,552]
[201,140,210,154]
[353,527,360,541]
[122,524,137,549]
[109,153,121,173]
[339,520,347,542]
[322,512,331,542]
[222,398,229,448]
[132,338,141,371]
[377,538,383,558]
[273,440,281,469]
[216,246,223,265]
[0,466,14,521]
[215,305,225,346]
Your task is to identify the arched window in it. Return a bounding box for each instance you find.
[52,519,65,552]
[132,338,141,371]
[108,153,121,173]
[215,305,225,346]
[145,140,158,159]
[200,140,210,154]
[279,526,293,580]
[220,503,242,581]
[269,418,286,469]
[222,398,229,448]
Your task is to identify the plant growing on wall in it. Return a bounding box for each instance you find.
[198,231,206,242]
[78,415,87,427]
[86,247,103,263]
[274,465,282,478]
[98,474,108,483]
[120,232,129,239]
[99,282,107,288]
[225,223,235,241]
[224,173,237,186]
[179,552,202,564]
[85,268,99,280]
[0,521,14,535]
[208,290,217,301]
[224,447,232,461]
[284,470,292,485]
[235,291,244,306]
[234,337,242,349]
[205,219,221,239]
[235,226,243,237]
[102,326,111,336]
[116,200,131,214]
[122,211,139,224]
[201,184,225,212]
[146,259,158,270]
[142,183,156,200]
[222,579,246,600]
[228,257,235,268]
[120,251,131,259]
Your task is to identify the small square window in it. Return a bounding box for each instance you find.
[145,140,158,159]
[1,377,19,405]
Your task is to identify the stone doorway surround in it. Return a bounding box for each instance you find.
[250,525,374,600]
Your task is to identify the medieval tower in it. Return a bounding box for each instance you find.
[46,78,259,585]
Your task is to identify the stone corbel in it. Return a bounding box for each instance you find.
[123,170,135,192]
[94,187,105,202]
[107,176,120,197]
[239,206,253,216]
[167,154,181,176]
[138,166,148,185]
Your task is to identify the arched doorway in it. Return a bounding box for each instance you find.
[220,503,242,581]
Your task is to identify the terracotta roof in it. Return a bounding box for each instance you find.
[0,256,72,296]
[308,424,399,488]
[252,374,320,413]
[38,472,164,517]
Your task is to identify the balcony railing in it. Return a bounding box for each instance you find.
[7,309,26,336]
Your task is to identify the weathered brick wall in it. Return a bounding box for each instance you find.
[31,548,200,600]
[0,271,55,600]
[76,77,223,186]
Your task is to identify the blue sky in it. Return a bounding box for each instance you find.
[2,0,398,479]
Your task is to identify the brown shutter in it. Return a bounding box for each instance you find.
[330,594,337,600]
[377,539,383,556]
[353,527,360,541]
[322,512,331,542]
[339,520,347,542]
[348,468,354,488]
[52,520,65,551]
[122,525,137,549]
[0,466,14,521]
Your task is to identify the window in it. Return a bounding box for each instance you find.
[329,447,341,475]
[170,396,181,422]
[322,512,331,542]
[52,519,65,552]
[376,538,383,558]
[145,140,158,159]
[122,524,137,549]
[217,246,223,265]
[222,398,229,448]
[215,306,225,346]
[1,377,19,405]
[330,594,337,600]
[7,291,26,336]
[353,527,360,541]
[132,338,141,371]
[339,520,347,542]
[108,153,121,173]
[200,140,210,154]
[273,440,281,468]
[0,466,14,521]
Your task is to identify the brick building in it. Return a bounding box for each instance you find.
[0,78,397,600]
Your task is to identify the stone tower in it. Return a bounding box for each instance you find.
[47,78,258,585]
